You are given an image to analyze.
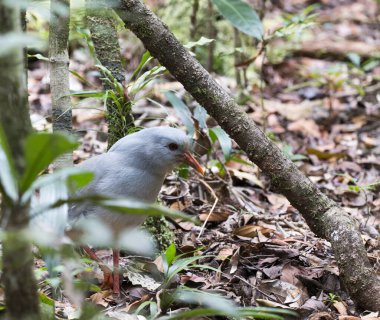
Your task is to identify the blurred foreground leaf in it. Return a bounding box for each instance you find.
[21,133,79,192]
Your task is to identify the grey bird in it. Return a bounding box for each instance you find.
[68,127,203,295]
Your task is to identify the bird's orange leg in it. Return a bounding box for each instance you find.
[82,246,113,290]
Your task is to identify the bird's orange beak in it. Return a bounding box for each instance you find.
[183,151,204,175]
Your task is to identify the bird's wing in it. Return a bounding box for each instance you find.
[68,153,165,221]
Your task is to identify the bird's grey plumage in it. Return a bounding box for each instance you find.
[69,127,190,233]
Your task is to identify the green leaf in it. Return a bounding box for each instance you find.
[39,292,55,320]
[347,52,361,67]
[99,199,196,222]
[130,51,152,81]
[193,105,208,129]
[28,53,50,62]
[0,128,18,202]
[0,32,44,57]
[211,0,263,39]
[165,243,177,267]
[209,127,232,159]
[184,36,215,49]
[165,91,195,136]
[238,306,299,318]
[22,167,93,203]
[165,255,214,284]
[175,288,237,314]
[129,65,166,95]
[20,133,79,192]
[68,70,90,85]
[67,90,105,98]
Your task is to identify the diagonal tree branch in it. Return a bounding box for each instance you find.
[113,0,380,311]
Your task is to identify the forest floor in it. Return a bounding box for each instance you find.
[23,0,380,319]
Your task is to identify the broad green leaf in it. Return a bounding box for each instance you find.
[211,0,263,40]
[175,288,236,314]
[165,91,195,136]
[0,32,44,57]
[33,196,197,226]
[165,243,176,267]
[0,128,18,202]
[39,292,55,320]
[157,308,285,320]
[21,133,79,192]
[184,36,215,49]
[99,199,196,222]
[23,167,93,204]
[209,127,232,159]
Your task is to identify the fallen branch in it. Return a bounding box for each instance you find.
[114,0,380,311]
[293,39,380,59]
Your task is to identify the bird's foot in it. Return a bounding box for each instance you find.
[99,263,114,290]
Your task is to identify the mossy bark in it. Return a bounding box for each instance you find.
[114,0,380,311]
[49,0,72,169]
[86,0,134,147]
[0,3,40,319]
[143,217,175,252]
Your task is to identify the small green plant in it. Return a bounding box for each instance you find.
[324,292,340,304]
[133,244,298,319]
[265,4,318,64]
[161,244,217,288]
[337,173,380,226]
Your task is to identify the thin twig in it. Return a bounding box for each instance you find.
[197,179,219,239]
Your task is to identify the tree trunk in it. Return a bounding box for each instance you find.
[49,0,72,169]
[114,0,380,311]
[86,0,134,147]
[0,3,40,319]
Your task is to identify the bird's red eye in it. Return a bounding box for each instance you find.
[168,143,178,151]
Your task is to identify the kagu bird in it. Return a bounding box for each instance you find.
[68,127,203,295]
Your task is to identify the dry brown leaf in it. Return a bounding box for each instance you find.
[234,225,275,238]
[153,256,164,273]
[89,290,112,307]
[199,211,230,222]
[266,193,290,211]
[309,312,334,320]
[288,119,321,138]
[121,294,152,313]
[230,248,240,274]
[333,301,348,315]
[170,201,186,211]
[217,247,234,261]
[229,168,264,188]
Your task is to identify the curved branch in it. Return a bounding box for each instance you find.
[114,0,380,311]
